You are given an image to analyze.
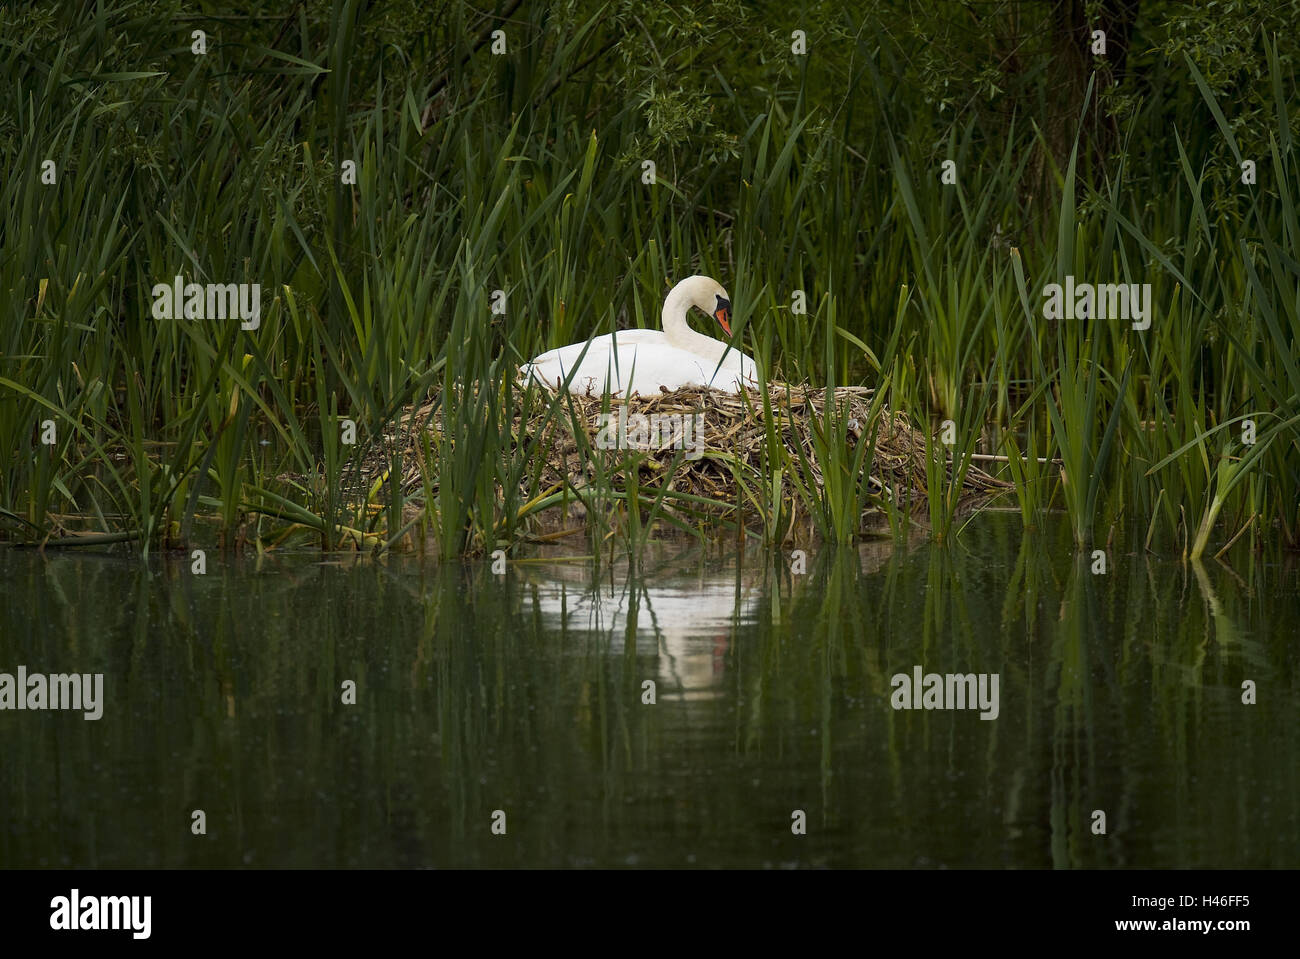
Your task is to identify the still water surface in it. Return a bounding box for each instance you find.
[1,516,1296,867]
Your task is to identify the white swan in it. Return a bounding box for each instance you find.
[520,275,760,396]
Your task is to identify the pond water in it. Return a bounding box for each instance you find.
[1,515,1296,867]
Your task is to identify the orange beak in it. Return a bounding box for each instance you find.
[715,307,732,336]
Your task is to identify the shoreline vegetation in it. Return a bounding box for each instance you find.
[2,3,1297,560]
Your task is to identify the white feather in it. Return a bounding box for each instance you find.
[520,276,760,396]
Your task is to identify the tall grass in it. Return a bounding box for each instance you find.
[0,3,1296,556]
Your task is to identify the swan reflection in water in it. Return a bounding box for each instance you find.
[521,568,760,701]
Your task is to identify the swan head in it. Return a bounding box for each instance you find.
[671,275,732,337]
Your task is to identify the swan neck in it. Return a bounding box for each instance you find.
[662,286,719,358]
[661,287,694,347]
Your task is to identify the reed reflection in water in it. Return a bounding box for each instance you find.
[0,516,1295,867]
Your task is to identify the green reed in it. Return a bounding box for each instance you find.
[0,4,1296,556]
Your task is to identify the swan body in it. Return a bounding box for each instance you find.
[520,275,759,396]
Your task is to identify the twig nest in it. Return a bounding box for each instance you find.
[364,382,1008,538]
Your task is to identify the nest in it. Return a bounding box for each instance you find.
[367,382,1009,542]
